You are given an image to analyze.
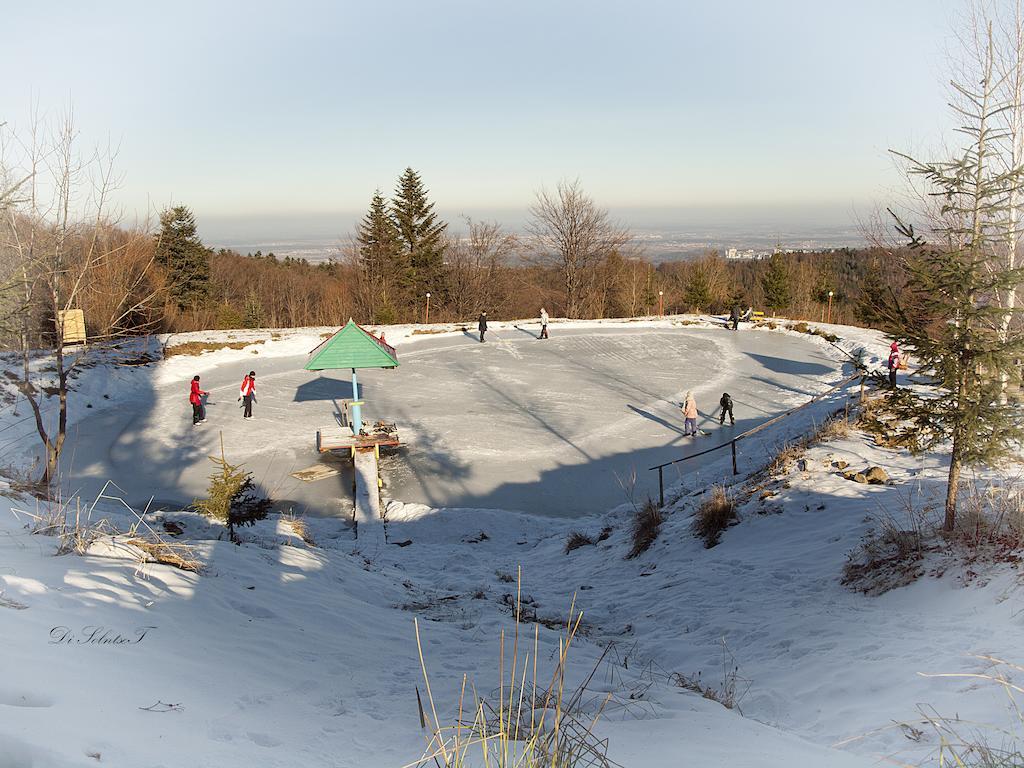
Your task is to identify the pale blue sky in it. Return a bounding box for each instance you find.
[3,0,959,239]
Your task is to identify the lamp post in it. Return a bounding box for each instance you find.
[424,292,431,325]
[827,290,834,324]
[658,290,664,317]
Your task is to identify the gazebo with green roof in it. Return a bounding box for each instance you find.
[305,319,398,435]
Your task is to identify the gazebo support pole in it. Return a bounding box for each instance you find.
[351,367,363,435]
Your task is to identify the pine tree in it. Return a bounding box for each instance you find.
[684,266,712,311]
[390,168,447,301]
[879,31,1024,531]
[155,205,210,309]
[356,189,408,322]
[243,290,263,329]
[760,254,791,315]
[193,437,271,540]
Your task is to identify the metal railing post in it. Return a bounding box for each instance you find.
[658,466,664,507]
[731,440,738,475]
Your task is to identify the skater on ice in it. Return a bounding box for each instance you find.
[730,305,741,331]
[682,391,699,436]
[719,392,735,425]
[539,307,549,339]
[478,311,488,343]
[189,375,209,425]
[239,370,256,419]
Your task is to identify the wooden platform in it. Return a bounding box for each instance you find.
[316,422,399,453]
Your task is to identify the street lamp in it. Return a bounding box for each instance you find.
[658,290,664,317]
[425,292,431,325]
[827,290,834,324]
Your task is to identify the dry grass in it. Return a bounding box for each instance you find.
[691,486,738,548]
[842,498,931,595]
[281,512,316,546]
[10,482,204,574]
[765,441,805,478]
[626,499,663,559]
[954,481,1024,553]
[564,531,594,554]
[124,538,202,572]
[408,569,615,768]
[164,339,265,357]
[668,640,750,712]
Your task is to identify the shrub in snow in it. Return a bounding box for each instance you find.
[193,438,271,541]
[627,499,662,558]
[691,486,737,548]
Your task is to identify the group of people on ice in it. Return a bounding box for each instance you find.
[680,391,735,437]
[477,307,549,342]
[189,370,257,426]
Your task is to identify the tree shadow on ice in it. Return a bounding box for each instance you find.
[745,352,834,377]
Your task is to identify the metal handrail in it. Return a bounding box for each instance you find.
[649,372,862,506]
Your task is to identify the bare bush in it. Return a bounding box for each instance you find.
[627,499,663,559]
[691,486,738,548]
[564,531,594,554]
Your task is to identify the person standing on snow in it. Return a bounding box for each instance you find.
[682,391,699,436]
[729,305,741,331]
[539,307,549,339]
[887,342,901,389]
[478,311,488,343]
[239,371,256,418]
[190,375,209,425]
[719,392,735,426]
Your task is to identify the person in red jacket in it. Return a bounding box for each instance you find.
[189,375,209,425]
[239,371,256,419]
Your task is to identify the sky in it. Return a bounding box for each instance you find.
[2,0,962,242]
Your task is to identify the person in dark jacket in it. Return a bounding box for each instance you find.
[189,375,209,425]
[729,306,740,331]
[478,311,488,343]
[719,392,735,425]
[239,371,256,418]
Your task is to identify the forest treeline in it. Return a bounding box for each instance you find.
[1,165,899,348]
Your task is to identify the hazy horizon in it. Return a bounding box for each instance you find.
[201,202,870,262]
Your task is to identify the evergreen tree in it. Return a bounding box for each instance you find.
[243,290,263,329]
[155,205,210,309]
[760,254,791,315]
[390,168,447,300]
[193,438,271,540]
[878,35,1024,531]
[356,189,407,322]
[684,266,712,311]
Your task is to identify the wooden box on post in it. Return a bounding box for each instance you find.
[58,309,86,346]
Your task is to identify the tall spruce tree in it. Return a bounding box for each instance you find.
[390,168,447,301]
[877,29,1024,531]
[356,189,407,323]
[155,205,210,309]
[760,254,791,315]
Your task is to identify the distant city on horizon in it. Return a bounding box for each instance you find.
[207,210,868,265]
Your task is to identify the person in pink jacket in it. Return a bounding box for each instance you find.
[682,391,698,436]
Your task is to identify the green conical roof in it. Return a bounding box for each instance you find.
[304,320,399,370]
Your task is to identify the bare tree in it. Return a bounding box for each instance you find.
[1,110,162,488]
[527,179,629,318]
[446,218,518,320]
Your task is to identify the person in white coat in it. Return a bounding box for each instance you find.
[539,307,549,339]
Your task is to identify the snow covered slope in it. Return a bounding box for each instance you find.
[0,318,1020,767]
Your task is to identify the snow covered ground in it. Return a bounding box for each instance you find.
[0,316,1021,768]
